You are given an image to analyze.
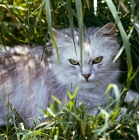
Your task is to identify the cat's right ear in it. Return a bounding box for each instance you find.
[52,28,72,43]
[95,22,116,37]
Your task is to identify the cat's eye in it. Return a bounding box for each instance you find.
[92,56,103,64]
[69,59,79,65]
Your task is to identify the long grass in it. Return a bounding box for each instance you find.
[0,0,139,139]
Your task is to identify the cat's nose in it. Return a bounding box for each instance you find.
[82,74,91,80]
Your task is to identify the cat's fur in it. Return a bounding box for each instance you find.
[0,23,138,126]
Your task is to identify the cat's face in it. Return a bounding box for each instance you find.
[50,23,120,90]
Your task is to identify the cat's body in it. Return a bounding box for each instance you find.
[0,23,138,126]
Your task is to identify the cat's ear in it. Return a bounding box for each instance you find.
[52,28,72,43]
[95,23,116,37]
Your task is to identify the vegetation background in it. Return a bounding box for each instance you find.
[0,0,139,139]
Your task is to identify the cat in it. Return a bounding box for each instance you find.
[0,23,138,126]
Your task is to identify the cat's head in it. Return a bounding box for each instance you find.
[49,23,120,90]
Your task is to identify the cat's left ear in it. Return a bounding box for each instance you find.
[95,22,116,37]
[52,28,72,43]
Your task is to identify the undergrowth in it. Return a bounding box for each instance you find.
[1,86,139,139]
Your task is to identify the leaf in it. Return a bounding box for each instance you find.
[113,25,134,63]
[105,0,132,89]
[75,0,84,71]
[66,0,76,54]
[72,86,79,99]
[135,20,139,37]
[51,95,62,105]
[45,0,60,66]
[50,101,59,114]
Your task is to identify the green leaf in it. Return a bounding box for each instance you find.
[105,0,132,89]
[75,0,84,71]
[45,0,60,66]
[66,0,76,54]
[51,95,62,105]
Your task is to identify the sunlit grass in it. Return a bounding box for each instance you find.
[0,86,139,139]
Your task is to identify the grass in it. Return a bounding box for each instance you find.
[0,87,139,139]
[0,0,139,139]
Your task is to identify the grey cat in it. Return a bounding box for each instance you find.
[0,23,138,126]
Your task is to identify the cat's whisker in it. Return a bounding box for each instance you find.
[44,75,71,90]
[45,77,73,93]
[45,72,77,85]
[53,76,77,88]
[44,77,59,84]
[47,83,65,92]
[99,71,127,74]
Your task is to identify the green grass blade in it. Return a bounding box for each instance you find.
[113,25,134,62]
[95,107,109,136]
[34,2,45,27]
[45,0,60,66]
[66,0,76,54]
[51,96,62,105]
[131,66,139,81]
[75,0,84,71]
[135,20,139,37]
[105,0,132,88]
